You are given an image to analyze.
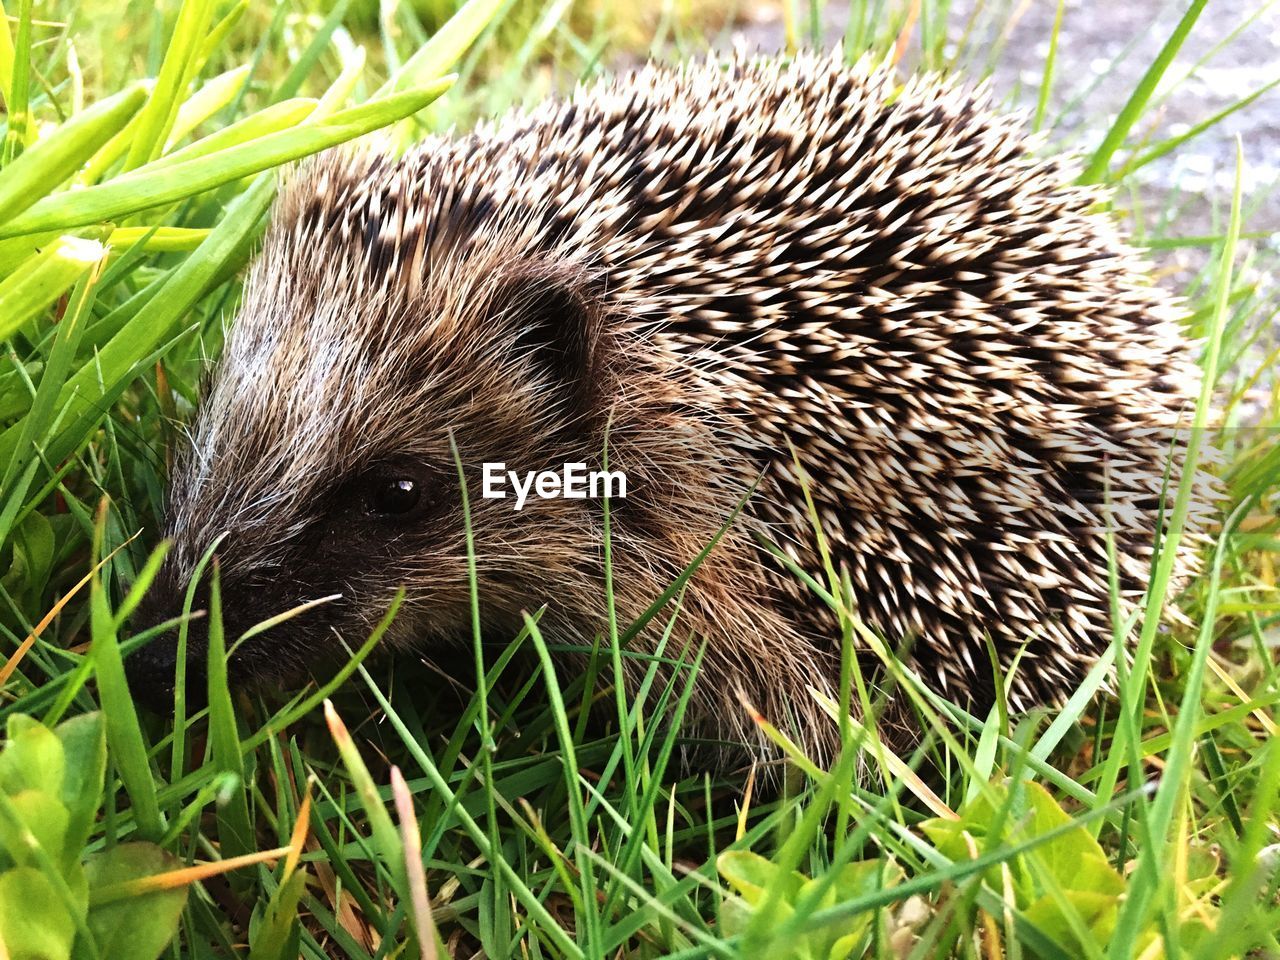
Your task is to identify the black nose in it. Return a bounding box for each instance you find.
[126,578,211,716]
[125,630,210,715]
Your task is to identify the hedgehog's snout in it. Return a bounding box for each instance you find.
[125,625,209,715]
[126,574,212,715]
[126,552,336,715]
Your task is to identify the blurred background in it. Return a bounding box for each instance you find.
[63,0,1279,308]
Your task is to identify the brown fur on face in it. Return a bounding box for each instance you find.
[130,51,1213,766]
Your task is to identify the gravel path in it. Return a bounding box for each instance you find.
[727,0,1280,293]
[948,0,1280,267]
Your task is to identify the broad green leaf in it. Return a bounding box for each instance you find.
[718,850,801,907]
[1017,780,1124,898]
[801,861,899,960]
[917,814,1009,893]
[0,791,70,869]
[84,843,186,960]
[0,866,78,960]
[0,714,65,797]
[0,83,147,223]
[53,713,106,867]
[0,81,454,239]
[921,780,1127,919]
[718,852,900,960]
[1025,890,1122,954]
[806,858,903,908]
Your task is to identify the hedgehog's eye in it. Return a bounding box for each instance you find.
[365,476,422,516]
[352,461,440,522]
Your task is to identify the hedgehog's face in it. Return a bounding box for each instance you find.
[127,237,609,712]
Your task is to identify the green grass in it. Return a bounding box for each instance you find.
[1,0,1279,958]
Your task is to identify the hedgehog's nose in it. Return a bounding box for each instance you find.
[126,587,210,715]
[125,632,209,716]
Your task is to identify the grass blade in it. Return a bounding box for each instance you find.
[1080,0,1208,183]
[0,237,106,360]
[0,81,454,239]
[0,83,147,222]
[325,701,410,916]
[1106,136,1246,955]
[523,612,602,955]
[0,170,275,466]
[90,503,164,841]
[206,560,255,862]
[379,0,507,95]
[122,0,216,171]
[1033,0,1066,132]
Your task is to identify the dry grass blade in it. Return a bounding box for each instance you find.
[391,766,439,960]
[0,536,135,686]
[91,846,291,904]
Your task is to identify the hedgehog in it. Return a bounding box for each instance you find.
[128,50,1214,764]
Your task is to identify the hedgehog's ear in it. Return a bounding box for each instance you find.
[499,272,598,416]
